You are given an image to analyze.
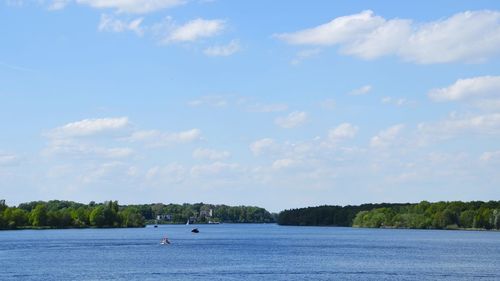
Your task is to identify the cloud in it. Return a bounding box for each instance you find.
[44,141,134,159]
[381,96,415,107]
[47,117,130,139]
[328,123,358,143]
[157,17,225,43]
[370,124,405,148]
[480,150,500,161]
[204,40,240,56]
[48,0,70,10]
[418,113,500,137]
[276,10,385,46]
[349,85,372,96]
[275,111,308,128]
[250,138,275,156]
[0,153,18,166]
[76,0,185,13]
[276,10,500,64]
[428,76,500,102]
[129,128,202,146]
[272,158,298,170]
[192,148,230,160]
[98,14,144,36]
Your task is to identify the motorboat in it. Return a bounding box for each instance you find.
[191,228,199,233]
[160,237,171,245]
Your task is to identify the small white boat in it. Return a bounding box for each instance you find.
[160,237,171,245]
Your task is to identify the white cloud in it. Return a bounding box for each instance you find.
[250,138,275,156]
[275,111,308,128]
[381,96,415,107]
[76,0,185,13]
[480,150,500,161]
[370,124,405,148]
[44,142,134,159]
[193,148,230,160]
[98,14,144,36]
[129,128,202,146]
[418,113,500,136]
[428,76,500,102]
[157,18,225,43]
[349,85,372,96]
[328,123,358,142]
[275,10,385,46]
[204,40,240,56]
[272,158,298,170]
[48,0,70,10]
[276,10,500,64]
[0,153,18,166]
[48,117,130,138]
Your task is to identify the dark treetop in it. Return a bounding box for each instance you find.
[278,201,500,230]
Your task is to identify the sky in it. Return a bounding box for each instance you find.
[1,0,500,212]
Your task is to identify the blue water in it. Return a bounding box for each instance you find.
[1,224,499,280]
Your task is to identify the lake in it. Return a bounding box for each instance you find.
[1,224,499,280]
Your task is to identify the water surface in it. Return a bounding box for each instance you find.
[1,224,499,280]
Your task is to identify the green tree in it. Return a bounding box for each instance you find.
[89,206,106,227]
[30,204,48,227]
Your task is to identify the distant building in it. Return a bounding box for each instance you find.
[199,209,213,218]
[156,214,172,221]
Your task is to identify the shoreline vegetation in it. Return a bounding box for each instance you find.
[2,200,500,231]
[278,201,500,231]
[0,200,274,230]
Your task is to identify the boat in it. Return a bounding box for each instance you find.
[186,219,190,225]
[191,228,199,233]
[160,237,171,245]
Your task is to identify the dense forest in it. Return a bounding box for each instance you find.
[0,200,275,230]
[277,203,411,226]
[278,201,500,230]
[353,201,500,230]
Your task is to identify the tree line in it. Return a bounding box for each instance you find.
[278,201,500,230]
[352,201,500,230]
[131,202,275,224]
[0,200,145,230]
[277,203,410,226]
[0,200,275,230]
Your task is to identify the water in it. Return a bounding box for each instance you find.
[1,224,499,280]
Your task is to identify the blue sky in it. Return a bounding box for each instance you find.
[1,0,500,211]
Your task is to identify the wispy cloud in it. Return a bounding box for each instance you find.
[155,17,226,44]
[428,76,500,102]
[276,10,500,64]
[349,85,372,96]
[204,40,240,56]
[75,0,185,14]
[47,117,130,139]
[98,14,144,36]
[275,111,308,128]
